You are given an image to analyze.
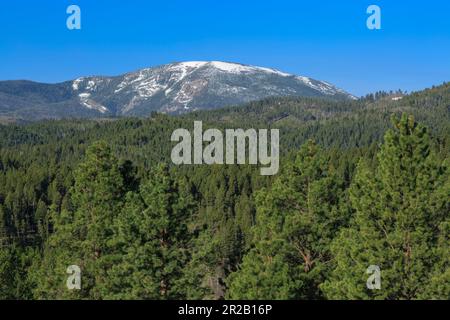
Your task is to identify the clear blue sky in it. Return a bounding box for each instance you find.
[0,0,449,96]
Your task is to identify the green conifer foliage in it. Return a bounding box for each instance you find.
[33,141,125,299]
[104,164,195,299]
[322,115,450,299]
[228,140,347,299]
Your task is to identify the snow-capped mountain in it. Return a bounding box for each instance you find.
[0,61,356,120]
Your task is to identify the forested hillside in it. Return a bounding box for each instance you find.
[0,83,448,299]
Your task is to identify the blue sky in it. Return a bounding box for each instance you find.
[0,0,449,96]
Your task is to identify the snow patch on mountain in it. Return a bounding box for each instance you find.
[206,61,288,76]
[78,92,108,113]
[69,61,355,115]
[72,78,83,91]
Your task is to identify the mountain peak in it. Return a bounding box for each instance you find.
[0,61,356,120]
[168,61,292,77]
[70,61,355,114]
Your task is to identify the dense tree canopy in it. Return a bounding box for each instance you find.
[0,84,448,300]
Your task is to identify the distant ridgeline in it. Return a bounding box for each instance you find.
[0,61,356,121]
[1,82,448,151]
[0,82,448,300]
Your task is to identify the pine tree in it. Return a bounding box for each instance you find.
[0,246,15,299]
[227,140,347,299]
[0,245,37,300]
[35,199,48,243]
[226,240,296,299]
[104,164,195,299]
[322,114,450,299]
[32,141,125,299]
[182,229,221,299]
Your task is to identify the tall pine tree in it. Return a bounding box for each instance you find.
[32,141,126,299]
[227,140,348,299]
[322,114,450,299]
[104,164,195,299]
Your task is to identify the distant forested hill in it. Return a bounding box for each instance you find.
[185,82,449,143]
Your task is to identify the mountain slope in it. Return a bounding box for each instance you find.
[0,61,355,120]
